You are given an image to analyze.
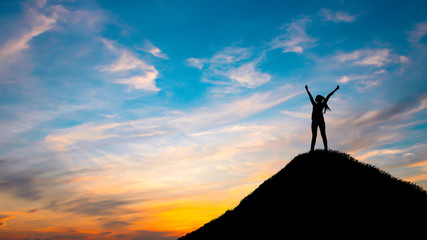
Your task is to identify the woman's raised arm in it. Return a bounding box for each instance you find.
[325,85,339,102]
[305,85,315,105]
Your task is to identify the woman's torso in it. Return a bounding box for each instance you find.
[312,103,324,121]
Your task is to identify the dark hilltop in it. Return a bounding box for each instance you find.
[179,150,427,239]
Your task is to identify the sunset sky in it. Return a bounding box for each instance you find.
[1,0,427,239]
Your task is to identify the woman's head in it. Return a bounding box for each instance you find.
[315,95,331,113]
[315,95,324,103]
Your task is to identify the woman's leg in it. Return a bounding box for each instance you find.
[311,121,318,151]
[319,120,328,151]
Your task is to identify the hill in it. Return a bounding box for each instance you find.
[179,150,427,239]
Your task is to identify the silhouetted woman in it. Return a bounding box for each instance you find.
[305,85,339,152]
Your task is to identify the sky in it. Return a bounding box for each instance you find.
[1,0,427,239]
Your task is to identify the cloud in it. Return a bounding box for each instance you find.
[0,2,107,65]
[44,123,121,152]
[0,156,64,201]
[0,215,14,229]
[128,230,177,240]
[333,48,409,67]
[44,120,167,152]
[187,47,251,71]
[43,87,299,152]
[179,89,300,128]
[187,46,270,89]
[336,71,385,91]
[101,50,154,72]
[114,73,159,91]
[139,40,169,59]
[100,40,160,92]
[354,95,427,127]
[354,49,391,66]
[330,48,410,91]
[226,61,271,88]
[338,97,427,157]
[186,57,205,69]
[210,47,252,65]
[48,4,106,31]
[56,198,130,216]
[319,8,358,23]
[101,220,132,229]
[408,21,427,44]
[408,21,427,53]
[334,48,390,67]
[32,86,301,235]
[270,17,317,54]
[0,9,56,63]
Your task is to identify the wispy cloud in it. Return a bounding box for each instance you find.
[139,40,169,59]
[0,9,56,63]
[210,47,252,65]
[187,57,205,69]
[187,46,270,89]
[333,48,410,67]
[408,21,427,44]
[226,61,271,88]
[44,87,299,152]
[334,48,390,67]
[0,1,107,65]
[0,215,14,229]
[319,8,358,23]
[331,48,410,91]
[100,39,160,92]
[408,21,427,52]
[270,17,317,54]
[49,197,131,217]
[336,70,386,91]
[47,4,106,31]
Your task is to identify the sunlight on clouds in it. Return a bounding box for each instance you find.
[405,173,427,182]
[133,172,272,235]
[44,123,120,151]
[35,87,304,237]
[43,87,299,153]
[138,197,236,234]
[356,149,406,161]
[0,215,14,229]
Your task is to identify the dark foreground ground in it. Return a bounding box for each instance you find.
[179,150,427,239]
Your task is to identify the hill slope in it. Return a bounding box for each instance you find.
[179,150,427,239]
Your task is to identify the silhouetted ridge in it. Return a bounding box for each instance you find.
[179,150,427,239]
